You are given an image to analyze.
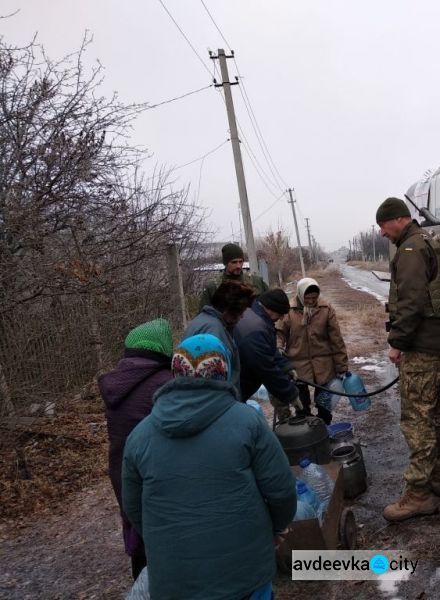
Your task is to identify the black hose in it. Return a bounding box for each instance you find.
[296,376,400,398]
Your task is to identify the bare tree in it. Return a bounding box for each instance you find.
[0,35,206,416]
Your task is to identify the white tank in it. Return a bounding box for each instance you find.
[406,166,440,223]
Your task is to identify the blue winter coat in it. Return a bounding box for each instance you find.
[122,377,296,600]
[182,306,241,395]
[234,301,298,402]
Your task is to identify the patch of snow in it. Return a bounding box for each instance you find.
[341,277,387,304]
[361,365,387,372]
[352,356,370,364]
[376,569,410,599]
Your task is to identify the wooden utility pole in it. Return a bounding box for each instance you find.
[305,218,314,263]
[211,49,258,274]
[287,188,305,277]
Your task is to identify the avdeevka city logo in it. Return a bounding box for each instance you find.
[370,554,389,574]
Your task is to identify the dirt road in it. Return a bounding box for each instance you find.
[1,268,439,599]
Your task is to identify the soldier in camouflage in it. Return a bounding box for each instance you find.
[198,243,268,313]
[376,197,440,521]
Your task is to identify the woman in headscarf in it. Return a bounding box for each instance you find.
[99,318,173,580]
[276,277,348,424]
[122,333,296,600]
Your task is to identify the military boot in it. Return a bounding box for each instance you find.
[383,488,440,522]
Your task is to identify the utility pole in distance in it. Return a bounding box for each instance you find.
[372,225,376,262]
[287,188,305,277]
[210,49,258,274]
[305,217,314,263]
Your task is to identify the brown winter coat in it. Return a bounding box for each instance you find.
[276,298,348,385]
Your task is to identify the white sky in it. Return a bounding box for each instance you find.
[2,0,440,251]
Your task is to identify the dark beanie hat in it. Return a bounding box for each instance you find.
[376,197,411,223]
[222,243,244,265]
[259,288,290,314]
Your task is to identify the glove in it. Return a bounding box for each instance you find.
[289,368,298,381]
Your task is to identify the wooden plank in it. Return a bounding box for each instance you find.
[372,270,391,282]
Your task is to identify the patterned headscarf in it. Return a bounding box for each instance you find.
[124,318,173,357]
[172,334,231,381]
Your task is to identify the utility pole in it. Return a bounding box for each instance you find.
[238,203,243,248]
[287,188,305,277]
[305,218,314,263]
[372,225,376,262]
[211,49,258,274]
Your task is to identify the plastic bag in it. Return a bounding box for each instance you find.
[126,567,150,600]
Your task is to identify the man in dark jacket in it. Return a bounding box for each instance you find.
[376,197,440,521]
[183,280,255,396]
[198,242,268,311]
[234,288,299,405]
[99,318,173,578]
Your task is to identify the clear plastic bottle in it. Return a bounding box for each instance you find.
[296,480,320,514]
[298,458,334,512]
[293,499,317,522]
[343,371,371,411]
[315,377,345,412]
[246,399,263,414]
[255,385,269,401]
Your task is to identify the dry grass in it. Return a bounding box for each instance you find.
[337,303,388,357]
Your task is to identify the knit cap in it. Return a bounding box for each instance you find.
[124,318,173,357]
[172,334,231,381]
[259,288,290,314]
[376,197,411,223]
[222,243,244,265]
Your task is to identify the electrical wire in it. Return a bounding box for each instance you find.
[147,84,213,109]
[199,0,290,191]
[172,139,229,171]
[200,0,232,51]
[253,191,286,222]
[158,0,213,78]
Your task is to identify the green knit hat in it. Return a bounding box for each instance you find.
[376,197,411,223]
[222,243,244,265]
[124,318,173,357]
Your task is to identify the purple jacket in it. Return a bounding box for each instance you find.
[99,349,172,554]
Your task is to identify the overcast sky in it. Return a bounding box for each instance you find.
[2,0,440,251]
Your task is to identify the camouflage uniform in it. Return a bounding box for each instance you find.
[400,352,440,491]
[388,222,440,494]
[198,270,268,313]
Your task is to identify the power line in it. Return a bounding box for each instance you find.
[211,62,282,199]
[144,139,229,183]
[199,1,289,190]
[254,191,286,222]
[147,84,213,109]
[173,139,229,170]
[200,0,232,51]
[158,0,213,78]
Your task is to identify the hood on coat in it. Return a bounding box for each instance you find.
[99,352,170,408]
[151,377,239,438]
[296,277,320,306]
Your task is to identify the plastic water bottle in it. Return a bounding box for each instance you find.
[254,385,269,401]
[315,377,345,412]
[293,499,317,522]
[246,399,263,414]
[343,371,371,411]
[299,458,333,511]
[296,480,320,514]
